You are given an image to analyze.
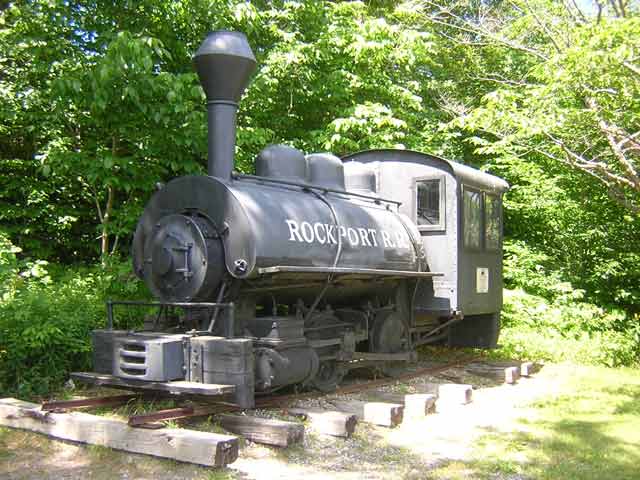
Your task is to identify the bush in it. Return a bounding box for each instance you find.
[498,288,640,367]
[0,274,104,397]
[0,239,148,398]
[496,237,640,367]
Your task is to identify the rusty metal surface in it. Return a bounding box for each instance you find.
[128,406,194,426]
[128,405,219,427]
[41,394,142,412]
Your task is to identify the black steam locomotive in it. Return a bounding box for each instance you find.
[78,31,508,408]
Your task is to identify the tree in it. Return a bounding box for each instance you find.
[43,32,205,260]
[416,0,640,213]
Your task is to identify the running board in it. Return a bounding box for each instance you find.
[71,372,235,396]
[348,351,417,362]
[258,265,443,278]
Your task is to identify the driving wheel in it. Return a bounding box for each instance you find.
[309,360,346,392]
[371,311,411,378]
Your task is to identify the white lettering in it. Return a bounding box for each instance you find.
[395,231,408,249]
[367,228,378,247]
[357,228,372,247]
[286,219,303,242]
[285,220,407,250]
[301,221,315,243]
[314,222,326,244]
[325,224,337,244]
[381,231,395,248]
[347,228,359,246]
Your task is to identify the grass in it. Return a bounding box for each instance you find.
[0,427,15,461]
[431,364,640,480]
[87,444,114,461]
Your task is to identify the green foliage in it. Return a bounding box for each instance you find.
[0,231,21,305]
[495,151,640,312]
[0,257,147,398]
[499,289,639,367]
[498,235,639,367]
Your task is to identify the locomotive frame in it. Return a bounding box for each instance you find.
[74,31,508,409]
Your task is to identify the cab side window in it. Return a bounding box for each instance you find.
[415,177,445,231]
[485,194,501,250]
[463,187,482,249]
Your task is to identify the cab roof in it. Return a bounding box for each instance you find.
[342,149,509,194]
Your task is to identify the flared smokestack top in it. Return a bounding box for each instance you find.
[194,31,257,178]
[194,31,257,103]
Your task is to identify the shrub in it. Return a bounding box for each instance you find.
[0,253,148,398]
[498,237,639,367]
[498,288,640,367]
[0,275,103,397]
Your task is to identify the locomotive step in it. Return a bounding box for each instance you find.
[71,372,235,396]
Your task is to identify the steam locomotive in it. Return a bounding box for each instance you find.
[78,31,508,408]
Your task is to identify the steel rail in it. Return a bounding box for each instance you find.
[76,356,478,427]
[41,393,145,412]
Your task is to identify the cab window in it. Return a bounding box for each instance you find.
[463,187,482,249]
[485,194,501,250]
[415,177,445,231]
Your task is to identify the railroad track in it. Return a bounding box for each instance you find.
[41,355,478,427]
[17,356,533,458]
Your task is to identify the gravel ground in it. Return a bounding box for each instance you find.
[0,360,557,480]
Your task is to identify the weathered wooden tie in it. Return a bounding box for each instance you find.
[504,366,520,384]
[465,361,536,384]
[404,393,437,419]
[369,392,437,420]
[328,400,403,427]
[287,407,357,438]
[217,414,304,447]
[520,361,535,377]
[0,398,238,467]
[435,384,473,412]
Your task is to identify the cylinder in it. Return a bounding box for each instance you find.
[254,347,319,391]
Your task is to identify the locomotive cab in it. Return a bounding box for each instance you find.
[343,149,509,348]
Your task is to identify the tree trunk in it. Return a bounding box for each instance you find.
[100,185,114,264]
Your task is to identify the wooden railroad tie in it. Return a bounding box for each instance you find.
[327,400,404,427]
[433,383,473,412]
[520,361,535,377]
[464,361,538,383]
[216,414,304,448]
[127,405,305,448]
[368,392,437,421]
[287,407,358,438]
[0,398,238,467]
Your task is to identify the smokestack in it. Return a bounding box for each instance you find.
[194,31,257,179]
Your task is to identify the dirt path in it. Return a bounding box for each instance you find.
[0,364,564,480]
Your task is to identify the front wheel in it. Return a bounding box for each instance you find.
[371,311,411,378]
[308,360,346,392]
